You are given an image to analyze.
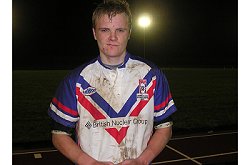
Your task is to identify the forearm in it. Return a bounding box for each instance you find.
[138,127,172,164]
[52,133,96,165]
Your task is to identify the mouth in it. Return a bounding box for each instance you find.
[107,43,119,47]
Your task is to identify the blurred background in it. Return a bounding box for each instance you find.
[13,0,237,69]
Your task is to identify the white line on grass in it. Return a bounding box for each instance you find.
[194,151,238,160]
[13,149,58,155]
[171,131,237,140]
[152,151,237,164]
[165,145,202,165]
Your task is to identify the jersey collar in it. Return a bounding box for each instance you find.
[97,52,130,70]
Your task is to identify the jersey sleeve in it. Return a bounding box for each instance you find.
[48,73,79,128]
[154,69,177,124]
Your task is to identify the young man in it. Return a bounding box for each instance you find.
[48,0,177,164]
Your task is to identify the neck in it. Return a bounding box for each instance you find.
[103,62,124,70]
[100,52,126,65]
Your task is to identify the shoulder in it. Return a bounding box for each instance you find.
[128,53,164,78]
[63,57,98,83]
[128,53,159,70]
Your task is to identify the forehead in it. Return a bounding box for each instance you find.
[95,13,129,28]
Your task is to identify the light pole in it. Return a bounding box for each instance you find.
[138,14,151,59]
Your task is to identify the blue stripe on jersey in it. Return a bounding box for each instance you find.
[154,69,172,108]
[48,59,98,127]
[154,104,177,122]
[78,68,155,118]
[78,77,120,118]
[48,109,76,128]
[129,54,177,121]
[51,101,78,118]
[118,69,155,117]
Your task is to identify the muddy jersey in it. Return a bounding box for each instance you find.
[48,52,177,164]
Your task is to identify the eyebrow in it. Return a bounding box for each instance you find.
[98,27,128,30]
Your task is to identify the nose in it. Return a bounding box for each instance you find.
[109,31,117,41]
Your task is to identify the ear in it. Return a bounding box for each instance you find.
[128,28,132,40]
[92,28,97,40]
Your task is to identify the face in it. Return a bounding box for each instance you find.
[93,13,131,63]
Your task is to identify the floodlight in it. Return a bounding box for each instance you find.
[138,15,151,28]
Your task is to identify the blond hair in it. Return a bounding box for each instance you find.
[92,0,132,29]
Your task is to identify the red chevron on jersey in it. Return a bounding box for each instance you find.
[76,79,156,144]
[105,127,129,144]
[76,87,106,120]
[130,79,156,116]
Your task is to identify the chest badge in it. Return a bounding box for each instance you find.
[137,79,149,100]
[83,87,96,96]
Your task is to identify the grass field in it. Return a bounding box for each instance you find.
[13,68,237,144]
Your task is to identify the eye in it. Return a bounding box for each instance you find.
[100,28,109,32]
[117,29,126,33]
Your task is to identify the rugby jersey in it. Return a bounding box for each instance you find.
[48,52,177,164]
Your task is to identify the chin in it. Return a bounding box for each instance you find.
[105,52,123,57]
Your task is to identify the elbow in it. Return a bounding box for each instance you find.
[52,133,59,148]
[51,133,66,149]
[169,126,173,139]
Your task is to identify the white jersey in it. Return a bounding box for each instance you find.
[48,52,177,164]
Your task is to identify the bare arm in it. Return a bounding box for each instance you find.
[52,133,113,165]
[120,126,172,165]
[139,126,172,163]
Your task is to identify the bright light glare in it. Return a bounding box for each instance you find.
[138,15,151,28]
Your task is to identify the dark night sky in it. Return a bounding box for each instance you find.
[12,0,238,69]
